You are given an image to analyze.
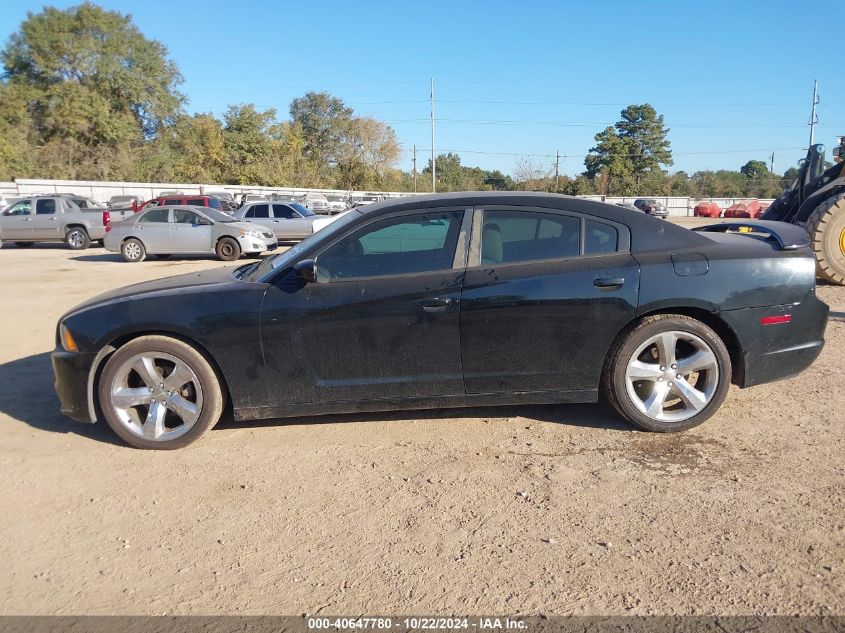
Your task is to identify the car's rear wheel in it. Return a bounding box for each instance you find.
[98,336,224,449]
[121,238,146,262]
[216,237,241,261]
[65,227,90,250]
[603,315,731,432]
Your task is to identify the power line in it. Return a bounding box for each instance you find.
[411,146,807,159]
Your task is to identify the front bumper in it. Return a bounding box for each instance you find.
[238,235,278,254]
[51,349,98,423]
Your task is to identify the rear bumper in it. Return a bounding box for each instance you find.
[722,293,829,388]
[51,349,97,423]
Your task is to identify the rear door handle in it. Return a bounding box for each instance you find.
[594,277,625,290]
[421,297,454,313]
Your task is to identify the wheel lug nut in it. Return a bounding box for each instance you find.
[660,366,665,371]
[671,364,677,369]
[159,383,164,388]
[676,374,681,379]
[668,381,674,387]
[148,387,154,393]
[657,377,663,382]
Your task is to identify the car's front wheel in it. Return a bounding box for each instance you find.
[603,315,731,432]
[98,336,224,449]
[216,236,241,261]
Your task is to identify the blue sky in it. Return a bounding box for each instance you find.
[2,0,843,177]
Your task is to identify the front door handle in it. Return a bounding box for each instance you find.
[421,297,454,313]
[594,277,625,290]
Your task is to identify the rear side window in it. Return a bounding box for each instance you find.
[36,199,56,215]
[140,209,170,223]
[482,210,580,265]
[186,198,205,206]
[250,204,270,218]
[584,220,618,254]
[164,198,182,206]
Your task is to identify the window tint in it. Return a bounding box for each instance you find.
[36,199,56,215]
[163,198,182,206]
[317,211,464,280]
[481,211,580,265]
[186,198,205,206]
[244,208,254,218]
[6,200,31,216]
[273,204,297,219]
[173,209,203,224]
[584,220,618,254]
[250,204,270,218]
[140,209,170,223]
[207,197,221,209]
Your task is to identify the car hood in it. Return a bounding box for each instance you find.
[63,266,243,317]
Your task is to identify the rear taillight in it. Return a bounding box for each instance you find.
[103,211,111,232]
[760,315,792,325]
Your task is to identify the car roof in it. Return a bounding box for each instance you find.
[355,191,708,252]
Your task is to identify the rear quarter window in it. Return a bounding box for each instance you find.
[584,220,618,254]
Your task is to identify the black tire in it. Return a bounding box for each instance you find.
[805,193,845,285]
[15,241,34,248]
[121,238,146,262]
[602,314,732,432]
[97,335,224,450]
[216,236,241,261]
[65,226,90,250]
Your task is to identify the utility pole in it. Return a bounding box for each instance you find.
[808,79,819,147]
[412,144,417,193]
[430,78,436,192]
[554,149,560,193]
[770,151,775,174]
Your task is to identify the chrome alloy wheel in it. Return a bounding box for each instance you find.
[67,230,85,248]
[123,241,142,260]
[108,352,204,442]
[624,330,719,423]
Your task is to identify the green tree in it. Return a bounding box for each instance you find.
[740,160,770,179]
[1,3,184,179]
[584,104,672,194]
[289,91,353,167]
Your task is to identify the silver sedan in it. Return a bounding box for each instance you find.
[233,200,318,241]
[104,205,278,262]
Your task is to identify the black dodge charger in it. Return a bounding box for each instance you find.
[52,192,829,449]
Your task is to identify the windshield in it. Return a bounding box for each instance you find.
[241,210,361,282]
[291,202,314,216]
[201,207,236,222]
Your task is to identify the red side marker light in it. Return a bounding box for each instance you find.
[760,315,792,325]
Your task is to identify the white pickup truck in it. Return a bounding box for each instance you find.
[0,195,123,250]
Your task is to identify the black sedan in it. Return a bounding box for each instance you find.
[52,193,829,449]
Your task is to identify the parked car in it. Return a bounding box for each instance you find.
[301,193,330,215]
[233,200,318,241]
[103,205,277,263]
[633,198,669,218]
[326,194,348,215]
[615,202,640,212]
[0,195,111,249]
[139,195,224,212]
[108,194,142,209]
[207,191,238,213]
[311,209,351,233]
[52,192,828,449]
[238,193,266,207]
[158,190,184,197]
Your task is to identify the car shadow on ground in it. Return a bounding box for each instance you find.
[0,242,104,250]
[1,351,634,448]
[0,351,120,446]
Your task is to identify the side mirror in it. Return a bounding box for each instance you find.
[293,259,317,283]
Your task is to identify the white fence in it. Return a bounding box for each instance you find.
[0,179,774,216]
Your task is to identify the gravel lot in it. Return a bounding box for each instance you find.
[0,237,842,616]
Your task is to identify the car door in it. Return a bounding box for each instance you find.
[258,207,471,406]
[135,207,173,253]
[170,208,213,252]
[30,198,62,239]
[272,204,310,240]
[244,203,273,234]
[460,206,640,395]
[1,199,33,239]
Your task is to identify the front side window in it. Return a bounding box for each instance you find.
[139,208,171,223]
[317,211,464,280]
[273,204,297,219]
[481,210,580,265]
[36,199,56,215]
[6,200,31,216]
[173,209,204,224]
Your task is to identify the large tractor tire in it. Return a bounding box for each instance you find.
[805,193,845,285]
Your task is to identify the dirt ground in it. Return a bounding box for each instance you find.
[0,236,842,616]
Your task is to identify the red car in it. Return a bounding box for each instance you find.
[136,195,225,212]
